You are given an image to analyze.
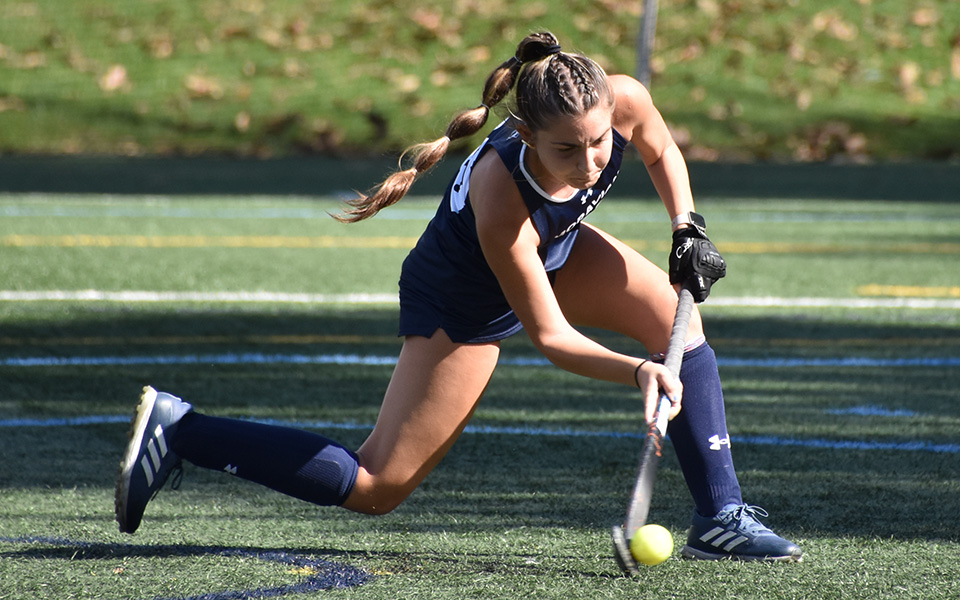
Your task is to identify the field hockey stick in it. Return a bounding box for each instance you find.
[612,287,694,576]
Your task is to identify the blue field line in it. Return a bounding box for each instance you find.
[0,415,131,427]
[735,435,960,454]
[1,414,957,454]
[718,356,960,368]
[1,352,959,369]
[826,405,918,417]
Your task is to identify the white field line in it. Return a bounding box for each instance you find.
[2,290,960,309]
[708,296,960,310]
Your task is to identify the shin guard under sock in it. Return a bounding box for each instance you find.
[666,342,743,516]
[172,413,358,506]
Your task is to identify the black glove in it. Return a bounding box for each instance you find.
[669,221,726,303]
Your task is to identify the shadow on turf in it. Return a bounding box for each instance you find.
[0,535,373,596]
[0,535,629,582]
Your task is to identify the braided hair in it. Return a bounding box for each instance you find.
[336,32,613,223]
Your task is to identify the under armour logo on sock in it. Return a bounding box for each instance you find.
[708,434,731,451]
[224,464,238,475]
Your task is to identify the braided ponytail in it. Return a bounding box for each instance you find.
[335,32,568,223]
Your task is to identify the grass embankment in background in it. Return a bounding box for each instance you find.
[1,194,958,599]
[1,0,959,160]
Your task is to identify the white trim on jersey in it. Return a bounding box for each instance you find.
[518,144,579,204]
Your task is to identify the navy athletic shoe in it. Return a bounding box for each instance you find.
[681,504,802,562]
[115,386,193,534]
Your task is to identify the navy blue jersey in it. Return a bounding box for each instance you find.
[398,119,627,343]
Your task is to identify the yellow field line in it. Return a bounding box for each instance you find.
[3,234,959,254]
[857,284,960,298]
[605,240,960,254]
[0,234,418,249]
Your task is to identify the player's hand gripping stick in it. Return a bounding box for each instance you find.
[611,288,694,575]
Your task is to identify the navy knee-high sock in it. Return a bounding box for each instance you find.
[172,414,359,506]
[666,342,743,517]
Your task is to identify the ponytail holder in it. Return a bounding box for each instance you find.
[514,43,563,65]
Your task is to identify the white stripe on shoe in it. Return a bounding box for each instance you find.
[699,527,749,552]
[140,424,170,487]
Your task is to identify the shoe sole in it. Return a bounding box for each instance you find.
[115,386,159,534]
[681,545,803,563]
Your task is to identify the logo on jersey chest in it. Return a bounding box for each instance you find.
[555,173,618,239]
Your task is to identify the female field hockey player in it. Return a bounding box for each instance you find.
[116,32,801,562]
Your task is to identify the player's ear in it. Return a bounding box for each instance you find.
[515,122,536,149]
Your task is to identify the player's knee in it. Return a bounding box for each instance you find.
[354,490,410,515]
[362,497,404,516]
[345,476,415,515]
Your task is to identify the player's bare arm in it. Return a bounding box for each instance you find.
[610,75,696,221]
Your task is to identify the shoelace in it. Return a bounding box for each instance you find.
[721,504,773,536]
[148,460,184,501]
[169,461,184,490]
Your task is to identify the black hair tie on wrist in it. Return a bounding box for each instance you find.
[633,360,648,389]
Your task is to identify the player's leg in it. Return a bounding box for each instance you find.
[116,387,358,534]
[343,330,500,514]
[118,330,497,531]
[552,227,734,511]
[175,330,498,516]
[553,224,801,561]
[552,223,703,354]
[552,223,741,512]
